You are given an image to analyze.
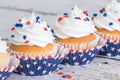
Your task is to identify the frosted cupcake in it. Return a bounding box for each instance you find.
[0,37,19,80]
[93,0,120,56]
[54,6,104,65]
[8,14,68,76]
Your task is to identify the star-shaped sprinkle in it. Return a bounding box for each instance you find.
[23,35,27,40]
[103,13,107,17]
[26,21,31,25]
[118,18,120,22]
[24,40,29,44]
[11,27,15,31]
[11,35,15,38]
[102,7,105,12]
[58,17,63,22]
[36,16,40,22]
[109,22,113,26]
[44,27,48,31]
[93,13,97,17]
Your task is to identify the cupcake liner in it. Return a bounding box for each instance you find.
[97,32,120,56]
[55,35,105,65]
[9,45,68,76]
[0,56,20,80]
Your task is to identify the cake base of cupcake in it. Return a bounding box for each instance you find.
[59,37,105,65]
[9,44,68,76]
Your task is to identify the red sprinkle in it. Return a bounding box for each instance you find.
[44,27,48,31]
[54,69,59,72]
[11,27,15,31]
[83,19,87,21]
[78,17,81,20]
[66,75,73,79]
[19,19,22,22]
[24,40,29,44]
[38,21,40,23]
[102,7,105,12]
[83,11,87,14]
[26,21,31,25]
[64,16,69,18]
[58,17,63,22]
[58,72,64,75]
[118,18,120,22]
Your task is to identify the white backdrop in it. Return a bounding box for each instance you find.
[0,0,119,39]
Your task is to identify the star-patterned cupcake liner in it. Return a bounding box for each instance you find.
[0,56,20,80]
[9,45,68,76]
[60,37,105,65]
[99,40,120,56]
[97,32,120,57]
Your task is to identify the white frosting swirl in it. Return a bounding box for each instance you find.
[54,6,96,39]
[93,0,120,31]
[9,14,54,47]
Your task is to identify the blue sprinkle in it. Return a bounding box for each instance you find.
[64,13,68,16]
[86,14,89,16]
[47,25,50,28]
[86,17,90,21]
[62,76,67,78]
[59,67,64,70]
[15,23,23,28]
[23,35,27,40]
[74,17,78,19]
[103,13,107,17]
[51,29,54,33]
[11,35,15,38]
[109,22,113,26]
[71,8,74,10]
[36,16,40,22]
[93,13,97,17]
[99,9,103,13]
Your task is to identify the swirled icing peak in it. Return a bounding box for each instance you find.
[54,6,96,39]
[9,14,55,47]
[93,0,120,31]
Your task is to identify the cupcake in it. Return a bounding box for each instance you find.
[0,37,19,80]
[54,6,104,65]
[8,14,68,76]
[93,0,120,56]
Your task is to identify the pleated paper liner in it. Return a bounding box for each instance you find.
[8,44,68,76]
[97,32,120,57]
[0,56,20,80]
[55,34,105,65]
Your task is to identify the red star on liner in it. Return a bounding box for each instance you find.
[11,27,15,31]
[83,11,87,15]
[58,17,63,22]
[24,40,29,44]
[44,27,48,31]
[102,7,105,12]
[26,21,31,25]
[118,18,120,22]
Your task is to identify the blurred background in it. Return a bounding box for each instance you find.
[0,0,120,39]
